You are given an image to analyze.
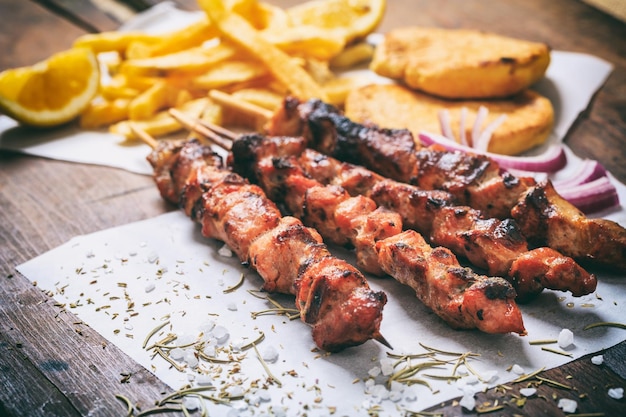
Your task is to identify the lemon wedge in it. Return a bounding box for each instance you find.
[0,47,100,127]
[286,0,386,43]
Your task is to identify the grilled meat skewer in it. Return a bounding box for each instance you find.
[145,137,388,352]
[262,97,626,272]
[226,132,595,301]
[210,131,526,335]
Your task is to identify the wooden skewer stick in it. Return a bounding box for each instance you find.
[209,89,273,122]
[168,108,233,151]
[129,122,158,150]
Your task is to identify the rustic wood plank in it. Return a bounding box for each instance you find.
[0,0,88,69]
[0,153,173,417]
[422,340,626,416]
[32,0,125,32]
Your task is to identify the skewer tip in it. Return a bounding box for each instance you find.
[129,122,158,149]
[373,331,393,350]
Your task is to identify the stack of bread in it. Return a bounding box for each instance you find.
[345,27,554,155]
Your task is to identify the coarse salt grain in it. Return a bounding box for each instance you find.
[520,387,537,397]
[196,375,213,386]
[262,345,279,363]
[608,387,624,400]
[144,282,156,293]
[169,347,185,361]
[147,252,159,263]
[182,396,200,411]
[368,366,381,377]
[558,328,574,349]
[227,302,237,311]
[212,325,229,344]
[511,364,525,375]
[218,244,233,257]
[380,358,394,376]
[459,393,476,411]
[557,398,577,413]
[591,355,604,365]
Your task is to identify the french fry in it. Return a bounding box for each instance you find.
[128,80,190,121]
[119,42,239,77]
[231,87,285,111]
[73,31,160,54]
[111,97,211,140]
[125,17,219,59]
[191,60,268,90]
[198,0,327,101]
[261,26,346,60]
[80,98,130,129]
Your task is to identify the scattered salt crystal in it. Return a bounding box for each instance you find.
[128,250,137,257]
[217,278,224,286]
[262,345,279,363]
[147,252,159,263]
[380,358,394,376]
[456,364,469,376]
[218,244,233,257]
[464,375,480,385]
[591,355,604,365]
[184,351,198,368]
[481,370,498,383]
[370,384,389,400]
[169,347,185,361]
[139,241,147,247]
[511,364,525,375]
[389,390,403,402]
[608,387,624,400]
[228,385,245,397]
[258,389,271,402]
[177,333,196,346]
[520,387,537,397]
[368,366,381,377]
[212,325,229,344]
[404,387,418,402]
[187,373,195,382]
[231,337,245,352]
[182,396,200,411]
[459,393,476,411]
[364,378,375,388]
[389,380,404,393]
[203,345,216,357]
[558,328,574,349]
[124,323,133,331]
[227,302,237,311]
[144,283,156,293]
[196,375,213,386]
[558,398,577,413]
[86,250,95,258]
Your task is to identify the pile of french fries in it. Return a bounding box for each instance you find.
[74,0,382,140]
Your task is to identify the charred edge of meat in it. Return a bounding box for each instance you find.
[230,133,266,182]
[301,99,416,181]
[413,148,493,190]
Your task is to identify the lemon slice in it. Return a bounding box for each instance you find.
[286,0,386,42]
[0,47,100,127]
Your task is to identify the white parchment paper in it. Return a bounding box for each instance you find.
[6,3,626,415]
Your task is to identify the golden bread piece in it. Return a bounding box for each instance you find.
[370,27,551,99]
[344,83,554,155]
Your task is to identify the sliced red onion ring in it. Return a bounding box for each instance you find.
[419,131,567,172]
[555,176,620,214]
[553,158,608,189]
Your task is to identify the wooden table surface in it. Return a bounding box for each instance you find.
[1,1,625,416]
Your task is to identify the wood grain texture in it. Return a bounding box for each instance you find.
[0,1,624,416]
